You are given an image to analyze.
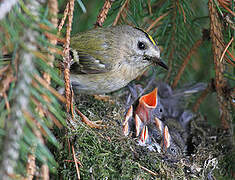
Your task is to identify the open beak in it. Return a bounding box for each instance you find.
[135,88,158,123]
[123,105,133,136]
[162,125,171,151]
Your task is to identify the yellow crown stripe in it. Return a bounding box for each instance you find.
[147,34,156,46]
[134,27,157,46]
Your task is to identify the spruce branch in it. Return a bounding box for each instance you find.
[0,29,38,178]
[0,0,48,178]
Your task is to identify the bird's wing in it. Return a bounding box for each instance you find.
[69,29,114,75]
[70,50,111,74]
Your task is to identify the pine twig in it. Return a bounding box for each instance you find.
[178,2,186,23]
[208,0,232,129]
[24,152,36,180]
[137,163,158,176]
[193,82,212,112]
[63,0,74,113]
[147,0,152,15]
[33,74,66,103]
[146,12,169,32]
[41,165,49,180]
[217,0,235,16]
[219,37,233,62]
[43,0,58,84]
[72,144,80,180]
[3,92,10,113]
[113,0,129,26]
[172,38,203,89]
[95,0,114,27]
[75,107,103,129]
[58,2,69,33]
[0,65,16,99]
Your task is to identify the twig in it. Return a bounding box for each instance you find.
[75,107,103,129]
[63,0,75,112]
[213,32,235,63]
[209,0,231,129]
[43,0,58,84]
[71,86,75,119]
[72,144,80,180]
[24,152,36,180]
[113,0,129,26]
[0,65,16,97]
[0,65,9,76]
[23,110,49,180]
[3,92,10,113]
[219,37,233,62]
[41,165,49,180]
[193,83,212,112]
[179,4,186,23]
[137,163,158,176]
[64,68,72,112]
[224,55,235,67]
[218,0,235,17]
[172,38,203,88]
[226,49,235,63]
[95,0,113,27]
[33,74,66,103]
[31,96,63,129]
[58,2,69,33]
[147,0,152,15]
[64,159,82,166]
[146,12,169,32]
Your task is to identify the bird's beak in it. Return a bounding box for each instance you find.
[135,114,143,137]
[162,125,171,151]
[154,117,164,135]
[155,58,168,70]
[135,88,158,123]
[123,105,133,136]
[139,126,149,144]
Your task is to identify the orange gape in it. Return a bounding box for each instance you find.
[135,88,158,123]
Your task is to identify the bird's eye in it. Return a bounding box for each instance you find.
[137,41,146,50]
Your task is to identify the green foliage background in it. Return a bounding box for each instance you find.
[0,0,234,179]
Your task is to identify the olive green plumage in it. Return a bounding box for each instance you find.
[70,25,168,94]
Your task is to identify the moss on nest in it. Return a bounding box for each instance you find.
[51,93,234,179]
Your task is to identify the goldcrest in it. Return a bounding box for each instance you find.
[69,25,168,94]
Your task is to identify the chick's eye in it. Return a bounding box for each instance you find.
[137,41,146,50]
